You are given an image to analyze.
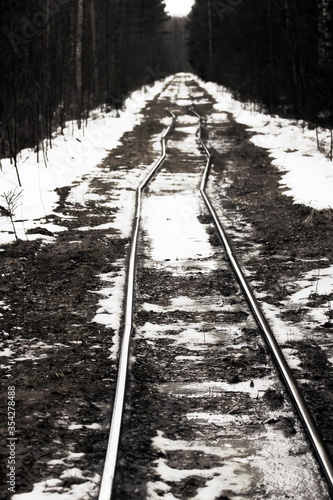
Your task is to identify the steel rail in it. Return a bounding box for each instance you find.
[191,108,333,497]
[98,111,176,500]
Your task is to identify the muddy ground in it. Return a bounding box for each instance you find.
[0,92,167,498]
[0,78,332,499]
[205,113,333,456]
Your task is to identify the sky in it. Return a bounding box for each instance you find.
[165,0,195,17]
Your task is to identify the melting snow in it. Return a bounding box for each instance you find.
[200,78,333,210]
[0,77,173,245]
[11,473,100,500]
[142,193,214,262]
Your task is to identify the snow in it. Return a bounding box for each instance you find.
[11,473,100,500]
[148,426,325,500]
[255,265,333,364]
[149,431,252,499]
[0,76,173,245]
[142,295,240,315]
[290,266,333,302]
[158,378,274,399]
[0,72,331,243]
[68,423,102,431]
[0,348,13,357]
[198,74,333,384]
[175,355,204,361]
[141,105,218,275]
[92,262,126,333]
[2,72,333,499]
[3,78,173,500]
[200,78,333,210]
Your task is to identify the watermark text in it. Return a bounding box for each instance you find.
[7,386,16,493]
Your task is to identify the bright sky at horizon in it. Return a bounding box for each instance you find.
[165,0,195,17]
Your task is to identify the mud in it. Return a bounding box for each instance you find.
[0,88,171,498]
[207,112,333,456]
[113,81,330,499]
[0,76,332,500]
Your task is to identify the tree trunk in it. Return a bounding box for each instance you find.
[267,0,274,113]
[283,0,300,114]
[208,0,213,76]
[105,0,111,103]
[76,0,84,126]
[90,0,98,99]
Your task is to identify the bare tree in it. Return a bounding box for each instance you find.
[76,0,84,127]
[1,188,23,241]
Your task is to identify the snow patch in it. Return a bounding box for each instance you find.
[200,78,333,210]
[0,77,172,245]
[11,473,100,500]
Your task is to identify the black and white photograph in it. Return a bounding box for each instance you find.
[1,1,333,499]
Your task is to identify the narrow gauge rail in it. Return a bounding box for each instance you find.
[98,111,176,500]
[192,109,333,496]
[98,90,333,499]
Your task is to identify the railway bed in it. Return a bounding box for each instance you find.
[98,76,333,500]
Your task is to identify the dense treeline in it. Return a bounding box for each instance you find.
[187,0,333,125]
[164,17,192,74]
[0,0,169,166]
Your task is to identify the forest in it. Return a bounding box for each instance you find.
[187,0,333,126]
[1,0,333,169]
[0,0,175,168]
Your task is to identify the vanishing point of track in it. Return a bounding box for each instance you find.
[98,79,333,500]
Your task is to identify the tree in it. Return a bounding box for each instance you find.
[0,0,173,166]
[76,0,84,126]
[187,0,333,125]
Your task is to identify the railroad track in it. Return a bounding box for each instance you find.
[98,76,333,500]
